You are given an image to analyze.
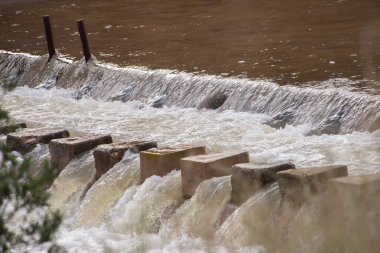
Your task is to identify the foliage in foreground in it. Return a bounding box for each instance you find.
[0,152,62,252]
[0,81,63,252]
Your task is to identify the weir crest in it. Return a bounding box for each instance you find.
[1,51,380,134]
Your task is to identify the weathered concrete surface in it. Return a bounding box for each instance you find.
[277,165,348,208]
[328,172,380,197]
[231,162,295,205]
[93,141,157,180]
[181,151,249,198]
[0,123,27,135]
[273,165,348,248]
[7,128,69,153]
[140,146,206,183]
[49,135,112,172]
[326,173,380,252]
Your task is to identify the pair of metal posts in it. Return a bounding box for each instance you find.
[42,15,91,62]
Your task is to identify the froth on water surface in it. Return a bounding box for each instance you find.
[2,87,379,252]
[1,1,380,251]
[3,87,380,176]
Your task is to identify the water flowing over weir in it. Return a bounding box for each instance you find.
[1,50,380,252]
[1,51,380,134]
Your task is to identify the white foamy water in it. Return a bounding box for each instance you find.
[48,151,95,216]
[216,185,280,249]
[160,176,231,240]
[4,87,380,175]
[26,143,51,177]
[2,84,380,252]
[107,171,183,235]
[1,52,380,134]
[74,159,140,228]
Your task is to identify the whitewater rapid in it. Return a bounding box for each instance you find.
[1,85,379,252]
[1,52,380,252]
[1,51,380,135]
[4,87,380,176]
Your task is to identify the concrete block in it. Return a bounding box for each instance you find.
[49,135,112,172]
[327,173,380,212]
[231,162,295,205]
[140,146,206,183]
[93,140,157,180]
[7,128,69,153]
[181,151,249,198]
[277,165,348,207]
[328,173,380,198]
[326,173,380,252]
[0,123,27,135]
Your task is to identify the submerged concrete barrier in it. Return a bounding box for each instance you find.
[231,162,295,205]
[49,135,112,172]
[140,146,206,184]
[93,141,157,180]
[181,151,249,198]
[326,173,380,252]
[277,165,348,208]
[273,165,348,246]
[0,123,27,135]
[7,128,69,154]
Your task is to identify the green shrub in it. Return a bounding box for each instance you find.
[0,80,63,252]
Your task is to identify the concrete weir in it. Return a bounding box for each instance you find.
[273,165,349,245]
[93,141,157,180]
[2,123,379,251]
[230,162,295,205]
[277,165,348,208]
[326,173,380,252]
[140,146,206,184]
[1,52,380,135]
[49,135,112,172]
[181,151,249,198]
[0,113,378,253]
[7,128,69,154]
[0,123,27,135]
[328,172,380,199]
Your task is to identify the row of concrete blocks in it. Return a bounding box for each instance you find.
[4,125,380,208]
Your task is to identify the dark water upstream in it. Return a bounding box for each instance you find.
[0,0,380,92]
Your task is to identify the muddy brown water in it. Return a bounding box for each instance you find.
[0,0,379,92]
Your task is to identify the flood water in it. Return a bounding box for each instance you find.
[3,86,380,252]
[0,0,380,90]
[1,1,380,252]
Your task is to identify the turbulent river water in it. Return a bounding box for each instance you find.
[1,51,379,252]
[0,0,380,252]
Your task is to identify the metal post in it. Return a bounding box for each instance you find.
[42,15,55,59]
[77,19,91,62]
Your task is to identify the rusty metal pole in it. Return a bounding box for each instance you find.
[77,19,91,62]
[42,15,55,59]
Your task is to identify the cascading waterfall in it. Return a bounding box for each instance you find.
[48,151,95,216]
[74,158,141,228]
[284,196,328,253]
[26,143,51,177]
[160,176,231,240]
[216,185,280,249]
[1,49,379,252]
[1,51,379,134]
[106,171,183,235]
[0,51,37,83]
